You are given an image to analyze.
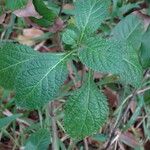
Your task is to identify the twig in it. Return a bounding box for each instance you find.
[84,138,89,150]
[81,65,87,85]
[110,132,121,146]
[68,139,75,150]
[67,63,77,87]
[118,142,126,150]
[136,86,150,94]
[2,13,16,39]
[58,0,65,16]
[103,86,150,150]
[49,102,59,150]
[116,86,150,114]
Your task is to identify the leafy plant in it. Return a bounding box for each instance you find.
[0,0,150,149]
[25,129,50,150]
[5,0,28,11]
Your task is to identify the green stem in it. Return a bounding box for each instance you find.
[3,14,16,39]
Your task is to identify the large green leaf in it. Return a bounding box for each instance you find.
[140,26,150,69]
[64,72,109,139]
[15,52,73,109]
[32,0,56,21]
[111,14,144,50]
[6,0,28,11]
[79,37,142,87]
[25,129,50,150]
[0,41,37,89]
[75,0,110,35]
[0,114,22,130]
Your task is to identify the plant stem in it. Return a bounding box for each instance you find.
[116,86,150,114]
[103,86,150,150]
[58,0,65,16]
[2,14,16,39]
[49,102,59,150]
[84,138,89,150]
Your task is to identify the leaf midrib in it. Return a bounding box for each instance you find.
[0,58,36,72]
[79,72,94,136]
[22,51,74,100]
[125,20,141,40]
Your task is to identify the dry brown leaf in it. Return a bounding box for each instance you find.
[17,35,35,46]
[63,4,74,10]
[119,132,140,148]
[94,72,103,79]
[103,87,119,108]
[129,100,137,113]
[0,13,6,24]
[13,0,42,19]
[49,17,64,33]
[133,11,150,30]
[144,140,150,150]
[0,143,12,150]
[17,28,44,46]
[23,28,44,37]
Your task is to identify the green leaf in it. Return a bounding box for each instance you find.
[32,0,56,21]
[144,89,150,104]
[15,52,73,109]
[25,129,50,150]
[75,0,111,35]
[0,6,3,15]
[0,41,37,89]
[62,29,78,45]
[0,41,73,109]
[79,37,142,87]
[91,134,108,142]
[6,0,28,11]
[0,114,22,130]
[64,72,109,139]
[140,26,150,69]
[30,17,52,28]
[143,105,150,139]
[111,14,144,50]
[118,3,140,16]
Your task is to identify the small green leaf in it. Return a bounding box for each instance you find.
[32,0,56,21]
[0,114,22,130]
[64,72,109,139]
[91,134,108,142]
[25,129,50,150]
[62,29,78,45]
[75,0,111,34]
[6,0,28,11]
[140,26,150,69]
[30,17,52,28]
[15,52,73,109]
[112,14,144,50]
[79,37,142,87]
[0,41,37,89]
